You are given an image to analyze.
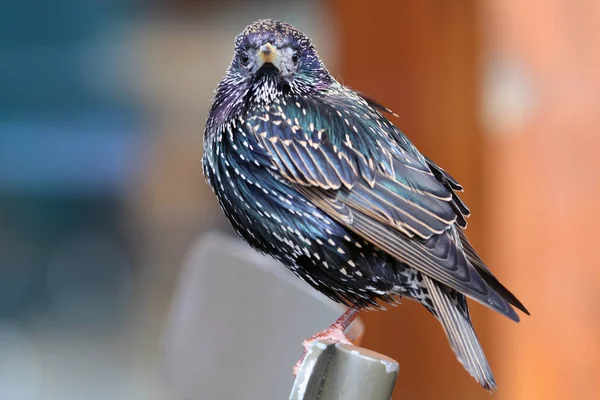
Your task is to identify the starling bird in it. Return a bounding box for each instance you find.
[203,19,528,390]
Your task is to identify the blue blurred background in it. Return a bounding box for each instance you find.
[0,1,332,398]
[0,1,146,398]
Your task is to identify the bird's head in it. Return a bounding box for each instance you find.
[216,20,333,108]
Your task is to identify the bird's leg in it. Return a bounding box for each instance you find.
[293,307,360,375]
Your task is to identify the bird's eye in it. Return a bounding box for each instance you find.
[240,53,250,66]
[291,53,299,64]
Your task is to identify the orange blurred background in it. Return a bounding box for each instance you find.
[1,0,598,399]
[332,1,600,399]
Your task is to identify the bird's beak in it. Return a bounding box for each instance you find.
[256,43,282,70]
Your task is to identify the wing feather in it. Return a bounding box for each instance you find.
[245,98,525,321]
[301,187,519,321]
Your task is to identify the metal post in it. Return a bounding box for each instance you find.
[289,340,399,400]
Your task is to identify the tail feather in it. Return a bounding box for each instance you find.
[457,229,530,316]
[423,275,497,391]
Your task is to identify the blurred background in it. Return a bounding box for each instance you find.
[0,0,598,399]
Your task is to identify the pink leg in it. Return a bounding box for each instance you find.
[293,308,360,375]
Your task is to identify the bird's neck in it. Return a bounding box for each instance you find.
[247,75,287,105]
[208,70,335,131]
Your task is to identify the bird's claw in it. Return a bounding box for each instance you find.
[292,323,353,376]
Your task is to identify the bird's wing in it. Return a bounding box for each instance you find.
[247,99,464,238]
[245,97,521,320]
[246,109,358,190]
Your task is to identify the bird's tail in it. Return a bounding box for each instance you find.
[423,275,497,391]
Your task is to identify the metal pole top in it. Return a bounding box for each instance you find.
[289,340,399,400]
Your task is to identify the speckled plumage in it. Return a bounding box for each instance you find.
[202,19,528,390]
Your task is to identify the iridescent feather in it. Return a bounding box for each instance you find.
[202,19,528,390]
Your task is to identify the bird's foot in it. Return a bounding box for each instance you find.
[292,323,352,376]
[292,308,359,376]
